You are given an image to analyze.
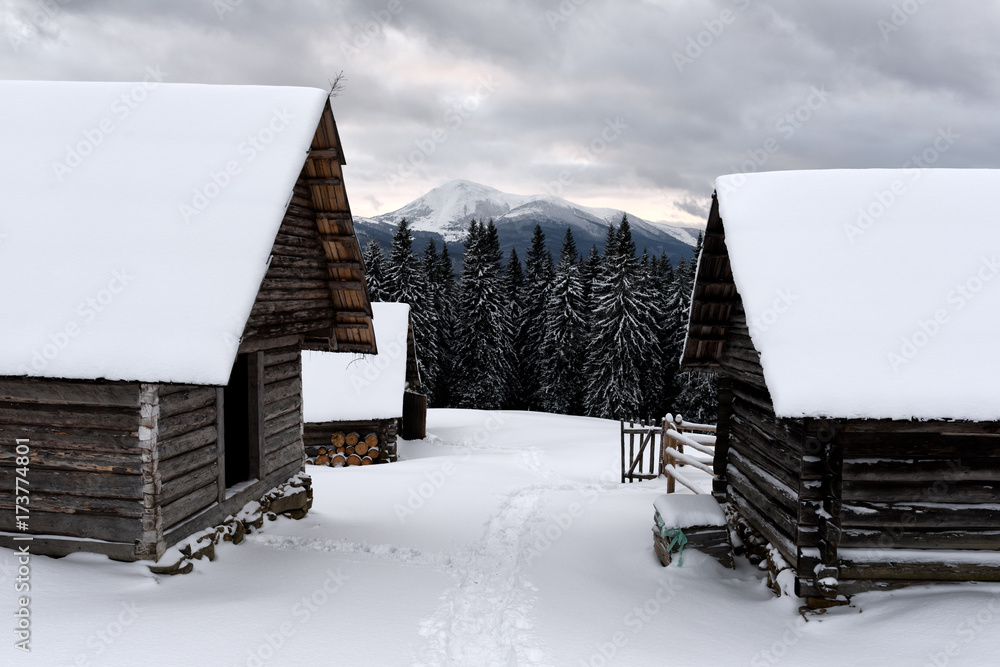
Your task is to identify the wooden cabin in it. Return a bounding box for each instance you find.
[683,169,1000,601]
[302,301,426,466]
[0,81,375,562]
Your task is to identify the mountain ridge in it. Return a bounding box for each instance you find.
[353,179,700,262]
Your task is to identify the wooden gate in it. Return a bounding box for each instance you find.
[620,419,665,483]
[620,415,719,488]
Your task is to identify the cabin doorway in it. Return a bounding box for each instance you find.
[222,352,262,490]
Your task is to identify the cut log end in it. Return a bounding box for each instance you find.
[346,454,362,466]
[330,432,346,447]
[345,432,360,447]
[364,433,379,448]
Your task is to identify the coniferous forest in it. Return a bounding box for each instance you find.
[364,216,718,423]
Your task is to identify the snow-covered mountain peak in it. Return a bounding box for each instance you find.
[357,180,699,248]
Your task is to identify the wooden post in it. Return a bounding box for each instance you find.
[620,421,626,484]
[216,387,226,504]
[248,351,264,479]
[713,377,733,502]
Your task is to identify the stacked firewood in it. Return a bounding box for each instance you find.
[309,432,381,467]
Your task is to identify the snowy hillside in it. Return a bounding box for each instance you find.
[355,180,699,261]
[6,409,998,666]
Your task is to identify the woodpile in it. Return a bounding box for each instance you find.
[307,431,382,467]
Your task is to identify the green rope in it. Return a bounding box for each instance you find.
[658,526,688,566]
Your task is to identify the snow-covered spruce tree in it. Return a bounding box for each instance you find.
[514,225,554,409]
[580,244,601,308]
[422,238,457,407]
[537,228,588,415]
[362,238,387,302]
[670,232,718,422]
[452,219,513,410]
[383,218,439,397]
[636,249,668,419]
[583,215,659,420]
[502,248,526,409]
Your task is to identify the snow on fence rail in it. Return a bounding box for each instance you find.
[619,415,718,492]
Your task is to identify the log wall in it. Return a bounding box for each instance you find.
[260,344,305,476]
[717,308,805,569]
[243,182,337,343]
[0,378,145,554]
[718,304,1000,599]
[156,384,220,533]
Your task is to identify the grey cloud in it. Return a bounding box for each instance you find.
[2,0,1000,221]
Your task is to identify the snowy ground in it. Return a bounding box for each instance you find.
[5,409,1000,666]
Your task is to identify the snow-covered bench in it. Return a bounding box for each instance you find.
[652,494,734,569]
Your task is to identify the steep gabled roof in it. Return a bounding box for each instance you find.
[0,81,372,385]
[683,169,1000,421]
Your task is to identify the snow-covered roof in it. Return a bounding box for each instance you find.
[0,80,328,385]
[715,169,1000,422]
[302,302,412,422]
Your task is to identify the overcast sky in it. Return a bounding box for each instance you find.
[3,0,998,224]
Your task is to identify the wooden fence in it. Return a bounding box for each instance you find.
[662,415,717,494]
[620,414,718,491]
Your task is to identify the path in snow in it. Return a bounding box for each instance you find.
[412,431,624,667]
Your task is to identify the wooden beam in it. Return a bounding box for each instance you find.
[326,260,365,271]
[215,388,225,505]
[249,352,264,480]
[327,280,367,292]
[304,177,343,187]
[308,148,340,160]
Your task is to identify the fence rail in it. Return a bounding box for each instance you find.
[620,414,718,492]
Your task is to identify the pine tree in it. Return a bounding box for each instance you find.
[452,220,512,409]
[422,238,457,406]
[362,239,387,302]
[384,218,439,396]
[515,225,554,409]
[502,249,526,409]
[583,215,659,420]
[538,228,587,414]
[671,232,717,422]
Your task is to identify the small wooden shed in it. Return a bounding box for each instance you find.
[683,169,1000,601]
[302,301,425,465]
[0,81,376,562]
